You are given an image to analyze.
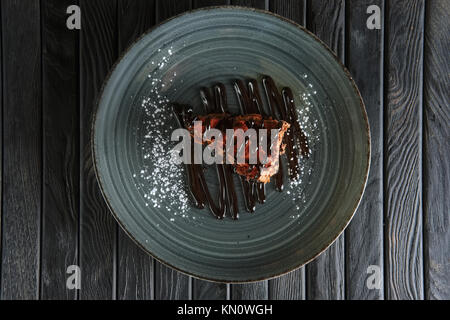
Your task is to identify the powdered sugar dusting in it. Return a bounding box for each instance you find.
[285,73,321,220]
[133,47,195,223]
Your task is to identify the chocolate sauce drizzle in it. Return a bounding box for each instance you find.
[172,76,309,219]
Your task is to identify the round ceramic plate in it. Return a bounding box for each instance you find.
[93,7,370,282]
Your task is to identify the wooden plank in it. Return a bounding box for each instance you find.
[268,0,306,300]
[305,0,346,300]
[155,265,190,300]
[0,0,41,300]
[229,0,268,301]
[193,0,231,7]
[345,0,384,300]
[154,0,192,300]
[384,0,424,300]
[270,0,305,25]
[157,0,191,22]
[41,0,80,300]
[190,0,230,301]
[423,0,450,300]
[117,0,156,300]
[269,270,305,300]
[118,0,156,52]
[192,279,228,300]
[306,239,345,299]
[232,281,268,300]
[79,0,118,300]
[230,0,266,8]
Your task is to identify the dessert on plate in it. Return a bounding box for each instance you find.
[172,76,309,219]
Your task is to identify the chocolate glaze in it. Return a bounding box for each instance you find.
[233,79,267,210]
[200,84,239,219]
[172,76,309,219]
[282,87,310,159]
[262,76,286,191]
[173,105,205,208]
[262,76,310,183]
[173,103,230,219]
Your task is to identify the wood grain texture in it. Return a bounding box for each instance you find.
[269,269,305,300]
[192,279,228,300]
[191,0,230,301]
[79,0,118,300]
[384,0,424,300]
[154,266,190,300]
[157,0,191,23]
[41,0,80,300]
[118,0,156,53]
[306,237,345,300]
[268,0,306,300]
[232,281,268,300]
[229,0,268,301]
[269,0,305,25]
[307,0,345,59]
[117,241,154,300]
[153,0,192,300]
[117,0,156,300]
[0,0,41,300]
[345,0,384,300]
[230,0,266,9]
[305,0,346,300]
[194,0,231,7]
[423,0,450,300]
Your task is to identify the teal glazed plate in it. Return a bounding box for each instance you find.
[93,7,370,282]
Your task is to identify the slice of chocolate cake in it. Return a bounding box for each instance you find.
[185,113,290,183]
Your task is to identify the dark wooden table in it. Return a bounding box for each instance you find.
[0,0,448,300]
